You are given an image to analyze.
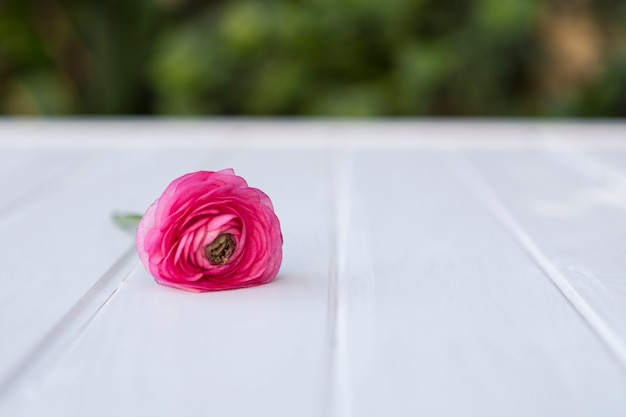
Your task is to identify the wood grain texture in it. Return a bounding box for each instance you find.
[1,121,625,417]
[0,149,333,417]
[339,149,626,417]
[0,147,230,388]
[466,147,626,365]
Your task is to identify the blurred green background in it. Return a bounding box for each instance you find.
[0,0,624,116]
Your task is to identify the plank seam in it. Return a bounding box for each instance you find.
[451,152,626,375]
[326,150,353,417]
[0,246,137,399]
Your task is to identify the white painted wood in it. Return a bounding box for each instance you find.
[0,149,333,417]
[465,147,626,362]
[338,149,626,417]
[0,120,605,150]
[1,121,626,417]
[0,146,242,387]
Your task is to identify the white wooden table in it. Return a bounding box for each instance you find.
[1,121,626,417]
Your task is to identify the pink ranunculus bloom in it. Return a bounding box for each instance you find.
[136,169,283,292]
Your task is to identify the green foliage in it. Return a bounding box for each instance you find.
[0,0,624,116]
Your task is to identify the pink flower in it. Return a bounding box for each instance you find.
[136,169,283,292]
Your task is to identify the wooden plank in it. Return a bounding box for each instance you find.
[0,147,224,387]
[1,121,625,417]
[337,149,626,417]
[0,120,574,150]
[1,149,333,417]
[537,122,626,147]
[0,149,83,220]
[466,147,626,362]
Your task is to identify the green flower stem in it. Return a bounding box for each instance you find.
[112,213,143,232]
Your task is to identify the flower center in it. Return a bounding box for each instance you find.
[205,233,236,265]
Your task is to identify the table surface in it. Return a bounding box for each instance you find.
[1,120,626,417]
